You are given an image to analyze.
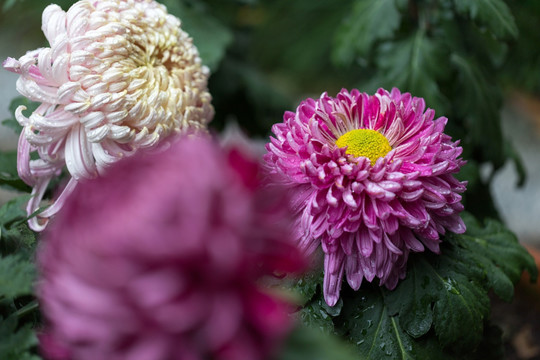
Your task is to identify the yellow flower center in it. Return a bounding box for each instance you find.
[335,129,391,165]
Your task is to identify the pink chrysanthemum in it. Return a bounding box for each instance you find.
[3,0,214,231]
[38,136,303,360]
[264,88,467,306]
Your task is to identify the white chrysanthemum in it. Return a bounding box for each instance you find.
[3,0,214,231]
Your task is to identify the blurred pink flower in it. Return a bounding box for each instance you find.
[264,88,466,306]
[3,0,214,231]
[38,136,303,360]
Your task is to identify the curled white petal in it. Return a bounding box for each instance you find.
[3,57,21,73]
[39,177,78,218]
[65,124,97,180]
[27,177,52,232]
[17,132,34,186]
[86,125,110,142]
[42,5,67,46]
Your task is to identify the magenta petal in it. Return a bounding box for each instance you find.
[323,251,346,307]
[357,226,373,257]
[345,254,363,291]
[401,229,425,252]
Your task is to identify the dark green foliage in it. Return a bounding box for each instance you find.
[0,255,35,300]
[290,269,322,306]
[208,58,293,135]
[503,0,540,93]
[452,0,518,38]
[0,316,40,360]
[0,196,38,294]
[0,196,30,233]
[285,268,340,334]
[1,0,17,12]
[450,53,505,168]
[449,213,537,296]
[374,30,449,114]
[333,0,402,66]
[252,0,352,82]
[455,161,501,220]
[0,151,31,193]
[337,285,455,360]
[295,213,536,359]
[277,324,359,360]
[0,172,39,358]
[299,292,341,335]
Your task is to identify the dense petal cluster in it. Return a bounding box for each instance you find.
[38,136,302,360]
[3,0,214,231]
[264,88,466,306]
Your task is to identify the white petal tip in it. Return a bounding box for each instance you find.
[3,57,21,73]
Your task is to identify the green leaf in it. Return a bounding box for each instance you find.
[453,0,518,38]
[278,324,359,360]
[0,316,39,360]
[295,271,340,334]
[0,254,35,300]
[12,300,39,319]
[430,261,489,352]
[337,285,453,360]
[282,266,340,334]
[332,0,401,66]
[250,0,352,86]
[330,212,535,357]
[0,151,18,179]
[503,139,527,188]
[0,174,29,193]
[299,296,341,335]
[501,1,540,93]
[290,269,322,306]
[449,213,538,297]
[336,284,503,359]
[1,119,22,137]
[455,161,501,220]
[1,222,37,253]
[384,259,435,339]
[384,253,489,353]
[161,0,233,71]
[208,58,293,135]
[0,151,31,193]
[450,53,505,168]
[1,0,17,12]
[0,196,30,228]
[0,195,36,255]
[376,30,450,114]
[385,213,535,352]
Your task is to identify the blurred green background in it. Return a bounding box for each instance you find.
[1,0,539,241]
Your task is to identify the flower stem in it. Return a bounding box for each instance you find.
[14,300,38,318]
